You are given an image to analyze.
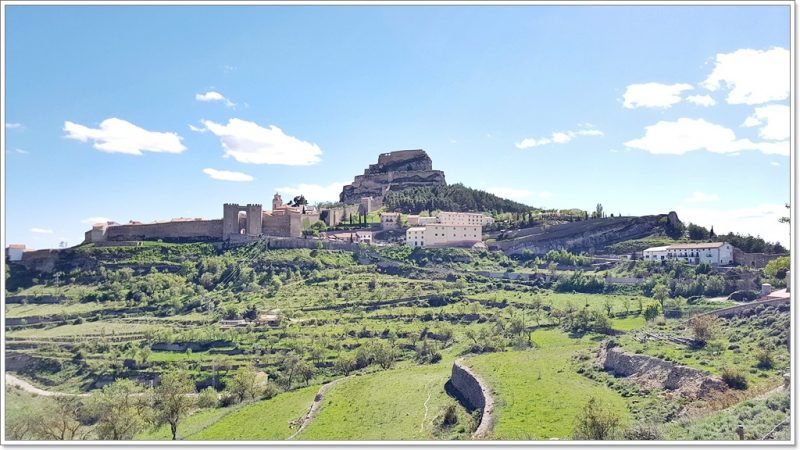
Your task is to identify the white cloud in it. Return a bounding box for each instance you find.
[202,118,322,165]
[685,191,720,203]
[188,124,207,133]
[449,139,458,144]
[5,122,23,129]
[624,118,789,156]
[702,47,789,105]
[31,228,53,234]
[195,91,235,107]
[14,148,28,154]
[274,182,347,204]
[676,203,789,246]
[622,83,693,109]
[64,118,186,155]
[515,125,604,149]
[741,104,789,141]
[81,217,112,225]
[771,162,780,166]
[686,95,716,107]
[202,168,254,182]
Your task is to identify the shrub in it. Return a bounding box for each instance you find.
[197,387,219,409]
[755,348,774,370]
[721,367,748,390]
[572,397,621,440]
[623,422,662,440]
[689,315,717,345]
[728,290,759,302]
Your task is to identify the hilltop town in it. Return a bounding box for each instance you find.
[3,149,791,442]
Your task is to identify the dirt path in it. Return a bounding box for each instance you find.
[5,373,90,397]
[287,375,352,440]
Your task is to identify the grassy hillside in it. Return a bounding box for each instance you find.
[467,330,629,440]
[298,362,472,440]
[383,183,532,214]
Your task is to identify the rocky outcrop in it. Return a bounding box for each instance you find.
[450,359,494,439]
[492,214,680,255]
[339,150,446,204]
[599,342,727,400]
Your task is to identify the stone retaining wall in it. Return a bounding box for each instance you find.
[450,359,494,439]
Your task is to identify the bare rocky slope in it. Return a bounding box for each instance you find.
[490,213,681,255]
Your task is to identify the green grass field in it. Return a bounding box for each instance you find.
[298,363,472,440]
[7,321,158,338]
[190,385,319,440]
[467,329,629,440]
[5,302,121,319]
[136,405,240,440]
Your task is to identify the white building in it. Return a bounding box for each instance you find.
[642,246,670,261]
[642,242,734,265]
[405,224,482,248]
[406,215,438,226]
[436,211,494,226]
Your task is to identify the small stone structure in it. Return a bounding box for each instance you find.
[732,247,789,268]
[450,359,494,439]
[600,342,727,399]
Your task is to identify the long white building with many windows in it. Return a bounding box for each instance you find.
[642,242,734,265]
[405,223,482,248]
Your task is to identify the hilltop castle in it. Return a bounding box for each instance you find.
[82,149,443,245]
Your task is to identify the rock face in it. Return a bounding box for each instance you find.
[599,342,727,400]
[492,214,680,255]
[339,149,446,204]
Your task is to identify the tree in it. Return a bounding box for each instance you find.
[153,371,197,440]
[687,223,710,240]
[652,283,670,313]
[572,396,621,440]
[295,360,316,385]
[688,315,717,345]
[226,365,262,403]
[593,203,605,219]
[334,353,356,376]
[37,395,85,440]
[89,379,149,440]
[643,303,659,322]
[281,352,302,389]
[289,195,308,207]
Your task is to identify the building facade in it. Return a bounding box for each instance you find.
[642,242,734,265]
[405,224,482,248]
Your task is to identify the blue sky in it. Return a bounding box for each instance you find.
[3,4,792,249]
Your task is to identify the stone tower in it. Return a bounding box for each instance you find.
[272,193,283,211]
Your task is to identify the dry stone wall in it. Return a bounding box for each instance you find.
[450,359,494,439]
[600,343,727,399]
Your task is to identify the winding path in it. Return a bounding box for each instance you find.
[6,373,90,397]
[286,375,352,440]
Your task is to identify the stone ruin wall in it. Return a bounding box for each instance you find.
[732,248,788,269]
[263,214,304,238]
[103,220,224,242]
[450,359,495,439]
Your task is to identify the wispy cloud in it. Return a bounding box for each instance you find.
[702,47,789,105]
[624,118,789,156]
[515,125,603,149]
[622,82,693,109]
[203,118,322,165]
[685,191,720,203]
[686,95,716,107]
[31,227,53,234]
[64,118,186,155]
[195,91,235,108]
[5,122,24,130]
[202,168,254,182]
[81,217,112,225]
